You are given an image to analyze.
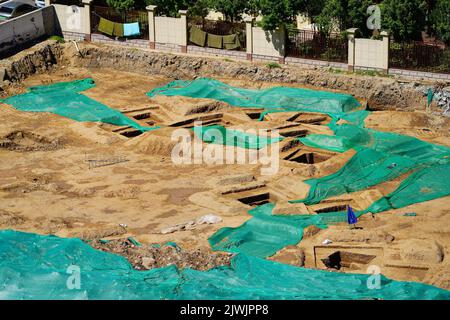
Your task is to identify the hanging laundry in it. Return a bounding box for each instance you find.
[223,34,241,50]
[98,17,114,36]
[113,22,124,37]
[123,22,140,36]
[189,26,207,47]
[207,33,223,49]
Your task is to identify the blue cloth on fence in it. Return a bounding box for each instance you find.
[123,22,140,36]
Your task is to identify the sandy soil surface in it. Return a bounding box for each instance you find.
[0,65,449,289]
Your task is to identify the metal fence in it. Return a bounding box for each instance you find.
[390,41,450,74]
[287,30,348,63]
[91,6,149,40]
[188,18,246,50]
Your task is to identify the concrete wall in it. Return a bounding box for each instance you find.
[347,29,389,72]
[154,17,183,45]
[251,27,285,59]
[354,38,387,70]
[0,6,56,54]
[53,4,87,34]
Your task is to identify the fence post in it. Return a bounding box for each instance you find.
[244,17,254,61]
[179,10,188,53]
[278,26,286,64]
[81,0,92,42]
[146,5,156,49]
[381,31,390,74]
[346,28,358,72]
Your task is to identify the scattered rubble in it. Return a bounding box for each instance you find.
[0,130,62,152]
[90,238,233,271]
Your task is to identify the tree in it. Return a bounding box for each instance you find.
[207,0,249,22]
[298,0,325,24]
[257,0,303,30]
[106,0,142,11]
[431,0,450,44]
[316,0,346,34]
[316,0,375,36]
[347,0,376,37]
[381,0,427,41]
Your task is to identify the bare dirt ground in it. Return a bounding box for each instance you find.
[0,43,449,289]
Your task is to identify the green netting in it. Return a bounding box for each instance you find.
[209,203,327,258]
[300,134,352,152]
[1,230,448,300]
[193,124,283,149]
[292,125,450,205]
[147,78,450,208]
[365,164,450,214]
[147,78,362,117]
[1,79,158,132]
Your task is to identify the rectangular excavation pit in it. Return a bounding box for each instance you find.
[246,112,263,120]
[287,113,331,125]
[119,129,144,138]
[237,192,272,207]
[314,204,349,214]
[321,251,377,270]
[279,129,309,138]
[132,112,152,120]
[289,152,332,164]
[169,113,224,128]
[314,246,384,270]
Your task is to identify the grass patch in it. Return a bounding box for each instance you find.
[48,35,65,43]
[266,62,281,69]
[354,69,393,78]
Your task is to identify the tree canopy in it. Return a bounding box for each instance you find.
[431,0,450,44]
[381,0,427,41]
[103,0,450,43]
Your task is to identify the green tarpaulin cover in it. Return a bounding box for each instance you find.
[1,230,448,300]
[147,78,449,209]
[292,125,450,205]
[1,78,158,132]
[193,124,283,149]
[209,203,327,257]
[147,78,362,119]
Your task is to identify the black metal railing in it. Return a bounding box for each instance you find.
[390,41,450,74]
[287,30,348,63]
[91,6,149,40]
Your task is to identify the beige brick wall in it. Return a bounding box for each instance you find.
[154,17,184,45]
[252,27,285,58]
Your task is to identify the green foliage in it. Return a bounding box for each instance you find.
[258,0,303,30]
[431,0,450,44]
[147,0,208,17]
[207,0,249,21]
[381,0,427,41]
[48,35,65,43]
[316,0,373,36]
[298,0,325,23]
[316,0,345,34]
[106,0,141,11]
[266,62,281,69]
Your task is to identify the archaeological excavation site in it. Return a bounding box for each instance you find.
[0,40,449,300]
